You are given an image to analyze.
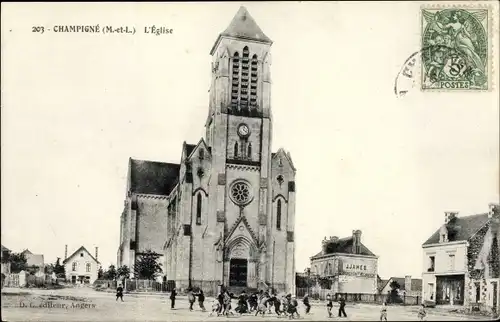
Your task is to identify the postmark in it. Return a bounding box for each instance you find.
[421,7,490,91]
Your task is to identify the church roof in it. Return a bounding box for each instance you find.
[211,6,272,54]
[422,213,490,245]
[129,159,180,196]
[310,236,376,259]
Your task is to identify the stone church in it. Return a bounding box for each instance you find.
[117,6,297,295]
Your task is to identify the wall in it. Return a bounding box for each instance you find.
[422,242,468,275]
[311,254,378,294]
[136,197,168,255]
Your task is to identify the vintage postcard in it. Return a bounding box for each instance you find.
[1,1,499,322]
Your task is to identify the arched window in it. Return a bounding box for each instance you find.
[72,262,77,271]
[247,143,252,158]
[276,199,282,230]
[234,142,239,158]
[231,52,240,109]
[86,263,91,272]
[196,193,202,225]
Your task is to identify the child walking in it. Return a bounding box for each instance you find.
[326,293,333,318]
[417,304,427,321]
[380,302,388,321]
[303,293,311,314]
[116,284,124,302]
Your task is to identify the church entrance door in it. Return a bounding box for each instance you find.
[229,258,248,287]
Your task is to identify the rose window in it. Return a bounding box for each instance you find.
[230,181,252,205]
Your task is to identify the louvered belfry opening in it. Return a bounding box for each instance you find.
[229,47,259,116]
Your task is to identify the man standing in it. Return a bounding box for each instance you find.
[170,288,177,309]
[338,295,347,318]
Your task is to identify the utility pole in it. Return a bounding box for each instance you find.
[306,267,311,297]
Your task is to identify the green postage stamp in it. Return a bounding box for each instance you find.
[421,7,490,91]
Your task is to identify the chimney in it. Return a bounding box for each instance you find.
[95,247,98,262]
[321,237,328,254]
[405,275,412,293]
[352,230,362,254]
[444,212,458,224]
[64,245,68,260]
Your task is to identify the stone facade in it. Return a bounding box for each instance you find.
[118,6,296,295]
[310,230,379,294]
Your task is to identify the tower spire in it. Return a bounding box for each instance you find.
[210,6,272,55]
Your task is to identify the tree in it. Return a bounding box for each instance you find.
[133,250,162,280]
[97,266,104,279]
[117,265,130,279]
[53,258,66,278]
[104,265,117,280]
[389,280,400,290]
[44,263,55,274]
[9,252,27,273]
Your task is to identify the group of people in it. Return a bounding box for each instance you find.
[168,286,351,319]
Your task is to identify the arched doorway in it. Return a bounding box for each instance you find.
[226,238,258,288]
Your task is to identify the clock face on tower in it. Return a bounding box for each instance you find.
[237,124,250,138]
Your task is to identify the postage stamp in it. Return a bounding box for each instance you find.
[421,7,490,91]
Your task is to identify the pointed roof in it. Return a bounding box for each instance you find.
[225,215,259,245]
[211,6,272,54]
[129,158,180,196]
[63,246,100,265]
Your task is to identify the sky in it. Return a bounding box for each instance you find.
[1,2,499,280]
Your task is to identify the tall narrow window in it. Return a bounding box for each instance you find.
[86,263,91,272]
[231,52,240,109]
[196,193,202,225]
[234,142,239,158]
[72,262,77,271]
[241,141,245,157]
[276,199,282,230]
[247,143,252,159]
[240,47,250,111]
[250,54,258,109]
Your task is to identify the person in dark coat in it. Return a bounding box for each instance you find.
[217,290,225,315]
[270,293,281,315]
[116,284,124,302]
[187,288,196,311]
[249,292,258,312]
[303,293,311,314]
[197,289,206,312]
[170,288,177,309]
[235,291,248,314]
[338,296,347,318]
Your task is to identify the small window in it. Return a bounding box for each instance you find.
[234,142,239,157]
[199,149,204,160]
[247,143,252,159]
[80,253,84,257]
[428,256,435,272]
[196,193,202,225]
[276,199,282,230]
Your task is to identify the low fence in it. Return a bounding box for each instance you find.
[94,279,175,293]
[2,272,57,288]
[295,288,421,306]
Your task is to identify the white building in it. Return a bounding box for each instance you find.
[63,245,101,284]
[422,205,499,313]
